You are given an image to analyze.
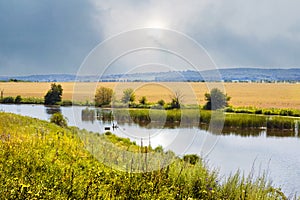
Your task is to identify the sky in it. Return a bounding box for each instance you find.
[0,0,300,76]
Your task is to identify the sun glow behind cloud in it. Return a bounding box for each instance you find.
[145,19,168,29]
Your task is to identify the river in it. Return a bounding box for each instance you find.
[0,104,299,196]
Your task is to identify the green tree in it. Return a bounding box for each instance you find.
[50,112,67,127]
[139,96,147,105]
[122,88,135,103]
[44,84,63,105]
[15,95,22,104]
[157,99,165,106]
[204,88,230,110]
[95,86,114,107]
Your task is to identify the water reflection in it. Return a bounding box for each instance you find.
[45,106,61,115]
[81,107,96,122]
[78,108,298,138]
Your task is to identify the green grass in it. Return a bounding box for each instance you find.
[101,108,300,131]
[225,106,300,117]
[0,112,290,199]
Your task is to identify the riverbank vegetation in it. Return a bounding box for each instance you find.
[0,112,290,199]
[94,108,299,132]
[1,84,300,131]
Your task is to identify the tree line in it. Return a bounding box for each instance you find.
[94,86,230,110]
[1,83,230,110]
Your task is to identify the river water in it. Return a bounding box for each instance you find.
[0,104,299,196]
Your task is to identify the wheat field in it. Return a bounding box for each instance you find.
[0,82,299,109]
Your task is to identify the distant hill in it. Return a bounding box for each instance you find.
[1,68,300,82]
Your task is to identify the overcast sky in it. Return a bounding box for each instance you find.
[0,0,300,76]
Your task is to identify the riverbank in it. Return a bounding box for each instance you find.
[0,112,289,199]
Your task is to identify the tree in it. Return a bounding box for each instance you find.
[157,99,165,106]
[204,88,230,110]
[121,88,135,103]
[139,96,147,105]
[15,95,22,104]
[170,90,183,109]
[50,112,67,127]
[95,86,114,107]
[44,84,63,105]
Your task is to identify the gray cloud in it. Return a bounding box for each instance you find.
[0,0,299,75]
[92,0,300,69]
[0,0,100,75]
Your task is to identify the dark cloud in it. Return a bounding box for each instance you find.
[0,0,101,75]
[0,0,300,75]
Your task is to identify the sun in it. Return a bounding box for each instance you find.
[145,19,167,29]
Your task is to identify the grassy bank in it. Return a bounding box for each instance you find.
[0,112,289,199]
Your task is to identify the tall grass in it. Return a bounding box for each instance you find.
[0,112,289,199]
[98,108,300,131]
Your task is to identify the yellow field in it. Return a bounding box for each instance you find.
[0,82,299,109]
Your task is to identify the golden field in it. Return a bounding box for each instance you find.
[0,82,300,109]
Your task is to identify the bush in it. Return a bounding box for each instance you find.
[1,96,14,104]
[104,131,112,136]
[14,95,22,104]
[279,109,293,116]
[121,88,135,103]
[157,99,165,106]
[183,154,200,165]
[50,113,67,127]
[255,109,263,114]
[139,96,147,105]
[224,107,234,112]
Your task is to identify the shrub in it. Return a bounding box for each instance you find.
[169,90,183,109]
[157,99,165,106]
[121,88,135,104]
[14,95,22,104]
[1,96,14,104]
[224,107,234,113]
[279,109,293,116]
[183,154,200,165]
[255,109,263,114]
[105,131,112,136]
[139,96,147,105]
[50,113,67,127]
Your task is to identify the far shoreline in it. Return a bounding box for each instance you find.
[0,81,300,109]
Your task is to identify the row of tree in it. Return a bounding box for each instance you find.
[43,84,230,110]
[94,86,230,110]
